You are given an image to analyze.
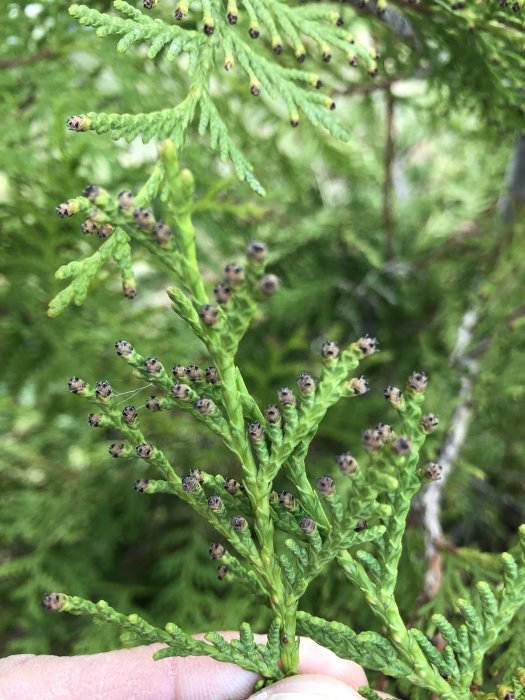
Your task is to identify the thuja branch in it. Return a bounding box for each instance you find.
[46,195,525,697]
[64,0,368,193]
[42,2,525,691]
[50,165,525,689]
[41,594,283,680]
[297,380,525,699]
[47,148,525,697]
[52,142,222,315]
[55,147,399,678]
[51,159,170,315]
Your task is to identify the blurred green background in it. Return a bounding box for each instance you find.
[1,0,524,690]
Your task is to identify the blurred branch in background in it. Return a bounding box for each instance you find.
[0,49,56,69]
[421,308,480,602]
[383,89,396,261]
[420,131,525,603]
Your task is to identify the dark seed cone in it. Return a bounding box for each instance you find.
[362,428,382,452]
[224,478,241,495]
[109,443,125,458]
[115,340,134,356]
[297,372,316,395]
[423,462,443,481]
[134,207,155,230]
[279,491,295,510]
[246,240,267,262]
[172,364,186,379]
[185,364,203,381]
[189,468,204,483]
[194,398,214,415]
[88,413,103,427]
[97,224,114,240]
[42,592,65,612]
[208,494,223,511]
[67,377,87,394]
[214,282,232,305]
[146,396,161,411]
[259,274,280,296]
[357,334,378,356]
[198,304,219,326]
[66,115,90,131]
[56,202,76,218]
[136,443,155,459]
[231,515,248,532]
[134,479,149,493]
[408,371,428,393]
[118,190,135,211]
[83,184,100,201]
[205,366,219,384]
[209,542,225,559]
[217,564,229,579]
[300,517,316,534]
[321,340,339,360]
[384,385,402,406]
[349,376,369,395]
[144,357,163,374]
[95,380,112,399]
[265,404,281,424]
[152,221,171,245]
[81,219,98,235]
[224,262,245,285]
[420,413,439,433]
[172,384,190,399]
[336,452,358,475]
[392,436,412,456]
[122,405,138,425]
[317,475,335,496]
[182,475,200,492]
[248,421,264,442]
[375,422,393,442]
[278,387,296,407]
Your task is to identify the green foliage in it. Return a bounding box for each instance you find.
[45,151,525,695]
[2,1,525,698]
[65,0,354,194]
[299,527,525,698]
[62,0,525,195]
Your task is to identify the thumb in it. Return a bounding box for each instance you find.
[248,673,364,700]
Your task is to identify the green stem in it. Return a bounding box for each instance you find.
[160,141,208,304]
[214,358,298,675]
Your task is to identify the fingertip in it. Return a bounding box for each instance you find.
[297,638,368,690]
[248,673,365,699]
[0,633,370,700]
